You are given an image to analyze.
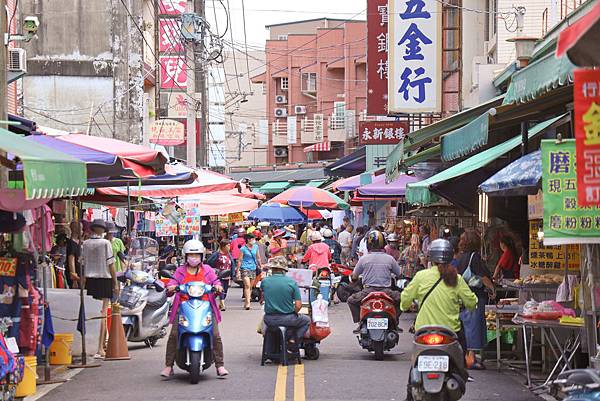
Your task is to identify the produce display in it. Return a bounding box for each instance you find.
[512,274,564,286]
[521,300,575,320]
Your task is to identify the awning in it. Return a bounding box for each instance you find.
[335,173,382,191]
[556,0,600,67]
[357,174,419,197]
[406,113,568,205]
[258,181,291,194]
[325,146,366,178]
[386,95,504,180]
[503,52,575,105]
[479,150,541,196]
[1,129,87,199]
[304,142,331,153]
[441,113,490,162]
[403,145,441,167]
[306,180,325,188]
[175,193,260,216]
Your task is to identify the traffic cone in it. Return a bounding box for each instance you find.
[104,303,130,361]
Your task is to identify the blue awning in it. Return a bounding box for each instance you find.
[479,150,541,196]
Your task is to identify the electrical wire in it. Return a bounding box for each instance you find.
[240,0,252,88]
[225,0,242,93]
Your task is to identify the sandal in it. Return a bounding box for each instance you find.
[93,353,105,360]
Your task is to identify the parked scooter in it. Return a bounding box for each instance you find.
[552,369,600,401]
[356,291,400,360]
[118,269,170,347]
[407,326,468,401]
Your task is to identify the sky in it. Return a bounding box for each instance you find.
[205,0,366,48]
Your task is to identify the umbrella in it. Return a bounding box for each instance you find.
[248,203,307,224]
[357,174,419,196]
[271,186,350,210]
[300,208,332,220]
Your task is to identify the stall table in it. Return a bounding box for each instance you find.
[485,304,522,370]
[499,280,559,303]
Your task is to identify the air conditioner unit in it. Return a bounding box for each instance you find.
[275,95,287,104]
[274,108,287,118]
[274,147,288,158]
[8,48,26,72]
[294,105,306,115]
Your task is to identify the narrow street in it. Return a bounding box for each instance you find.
[38,287,540,401]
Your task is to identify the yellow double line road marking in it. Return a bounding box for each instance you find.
[274,364,305,401]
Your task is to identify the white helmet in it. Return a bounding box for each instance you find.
[323,228,334,238]
[311,231,323,242]
[182,239,206,256]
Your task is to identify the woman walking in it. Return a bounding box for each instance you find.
[214,239,234,311]
[236,233,263,310]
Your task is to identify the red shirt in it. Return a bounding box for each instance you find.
[498,249,519,279]
[181,267,209,301]
[231,237,245,260]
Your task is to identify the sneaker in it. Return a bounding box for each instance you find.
[352,325,362,334]
[216,366,229,378]
[160,367,174,378]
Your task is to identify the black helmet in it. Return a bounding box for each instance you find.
[428,239,454,264]
[366,230,386,251]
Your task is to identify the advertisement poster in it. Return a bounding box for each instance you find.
[541,139,600,244]
[159,18,183,53]
[160,56,187,89]
[359,121,408,145]
[367,0,389,115]
[158,0,186,15]
[155,214,178,237]
[148,119,185,146]
[574,69,600,206]
[528,221,580,270]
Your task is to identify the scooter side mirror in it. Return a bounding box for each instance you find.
[159,270,174,279]
[154,280,166,292]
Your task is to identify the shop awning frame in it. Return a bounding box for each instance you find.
[304,142,331,153]
[479,150,541,196]
[258,181,292,194]
[441,113,490,162]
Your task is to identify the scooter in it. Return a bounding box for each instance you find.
[357,291,400,360]
[408,326,468,401]
[174,280,216,384]
[118,270,170,347]
[552,369,600,401]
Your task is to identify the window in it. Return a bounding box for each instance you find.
[331,101,345,129]
[301,73,317,92]
[277,34,288,41]
[280,77,288,91]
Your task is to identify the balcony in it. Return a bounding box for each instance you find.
[272,120,288,146]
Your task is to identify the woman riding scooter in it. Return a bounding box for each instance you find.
[161,239,229,378]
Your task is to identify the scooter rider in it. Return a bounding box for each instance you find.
[161,239,229,378]
[347,230,402,333]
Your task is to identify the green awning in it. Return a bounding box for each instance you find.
[404,145,441,167]
[386,94,504,181]
[503,53,575,105]
[1,129,87,199]
[406,113,568,205]
[258,181,291,194]
[441,113,490,162]
[306,180,325,187]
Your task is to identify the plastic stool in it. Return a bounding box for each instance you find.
[261,325,301,366]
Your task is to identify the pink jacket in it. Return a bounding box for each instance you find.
[167,264,222,324]
[302,242,331,268]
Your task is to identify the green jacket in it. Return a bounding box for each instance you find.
[400,266,477,333]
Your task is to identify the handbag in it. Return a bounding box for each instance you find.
[462,252,483,289]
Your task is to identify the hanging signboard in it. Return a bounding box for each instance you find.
[0,258,17,277]
[155,214,178,237]
[218,212,244,223]
[388,0,442,113]
[313,114,324,142]
[159,19,183,53]
[528,220,580,270]
[574,69,600,207]
[166,93,188,118]
[148,119,185,145]
[367,0,389,115]
[541,139,600,245]
[158,0,186,15]
[359,121,408,145]
[160,56,187,89]
[287,116,297,144]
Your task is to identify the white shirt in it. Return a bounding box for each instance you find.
[82,235,115,279]
[338,230,353,248]
[358,238,368,258]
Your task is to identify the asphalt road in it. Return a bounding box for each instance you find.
[38,287,541,401]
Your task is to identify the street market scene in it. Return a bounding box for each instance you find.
[1,0,600,400]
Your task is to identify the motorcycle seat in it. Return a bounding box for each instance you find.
[146,289,168,308]
[362,291,394,304]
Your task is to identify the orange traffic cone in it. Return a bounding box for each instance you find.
[104,303,130,361]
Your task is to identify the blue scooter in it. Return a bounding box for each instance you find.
[553,369,600,401]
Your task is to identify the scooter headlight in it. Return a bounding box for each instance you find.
[130,270,149,284]
[178,315,189,327]
[187,284,205,298]
[203,314,212,326]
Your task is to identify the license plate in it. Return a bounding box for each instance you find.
[418,355,449,372]
[367,318,388,330]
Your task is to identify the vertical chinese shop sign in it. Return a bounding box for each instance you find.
[574,69,600,207]
[367,0,389,115]
[542,138,600,245]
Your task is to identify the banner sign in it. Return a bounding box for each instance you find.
[388,0,442,113]
[287,116,297,145]
[218,212,244,223]
[528,221,580,270]
[155,214,178,237]
[542,139,600,245]
[574,69,600,207]
[359,121,408,145]
[160,56,187,89]
[159,0,186,15]
[0,258,17,277]
[367,0,389,115]
[313,114,324,142]
[149,119,185,145]
[159,19,183,53]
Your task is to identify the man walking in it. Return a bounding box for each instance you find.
[338,224,353,264]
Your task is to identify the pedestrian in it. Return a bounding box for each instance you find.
[338,224,353,264]
[213,239,234,311]
[105,222,127,272]
[230,227,246,261]
[66,220,82,289]
[337,216,351,235]
[268,229,287,258]
[301,231,331,270]
[161,239,229,378]
[419,225,431,266]
[50,233,68,267]
[384,233,401,261]
[322,229,342,264]
[236,233,263,310]
[350,226,367,263]
[400,239,477,401]
[457,229,495,370]
[261,256,311,351]
[81,219,118,359]
[492,235,520,281]
[300,224,314,248]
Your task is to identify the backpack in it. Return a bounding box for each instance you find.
[205,251,219,268]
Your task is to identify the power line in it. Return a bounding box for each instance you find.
[225,0,242,93]
[240,0,252,88]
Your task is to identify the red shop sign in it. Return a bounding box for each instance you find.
[159,0,186,15]
[367,0,389,116]
[359,121,408,145]
[575,69,600,206]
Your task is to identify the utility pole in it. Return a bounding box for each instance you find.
[185,0,197,167]
[194,0,208,168]
[0,0,7,189]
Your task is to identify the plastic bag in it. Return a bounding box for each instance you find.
[309,323,331,341]
[311,294,329,326]
[556,275,578,302]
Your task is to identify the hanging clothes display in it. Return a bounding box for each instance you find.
[27,205,54,252]
[0,253,31,340]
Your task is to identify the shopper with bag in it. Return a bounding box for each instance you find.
[236,233,263,310]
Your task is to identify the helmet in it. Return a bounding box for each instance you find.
[366,230,386,251]
[387,233,399,242]
[310,231,323,242]
[182,239,206,256]
[323,229,334,238]
[428,239,454,264]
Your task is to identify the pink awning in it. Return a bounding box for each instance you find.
[0,189,51,212]
[177,193,260,215]
[303,142,331,153]
[57,134,167,176]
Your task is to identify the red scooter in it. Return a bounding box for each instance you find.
[357,291,400,360]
